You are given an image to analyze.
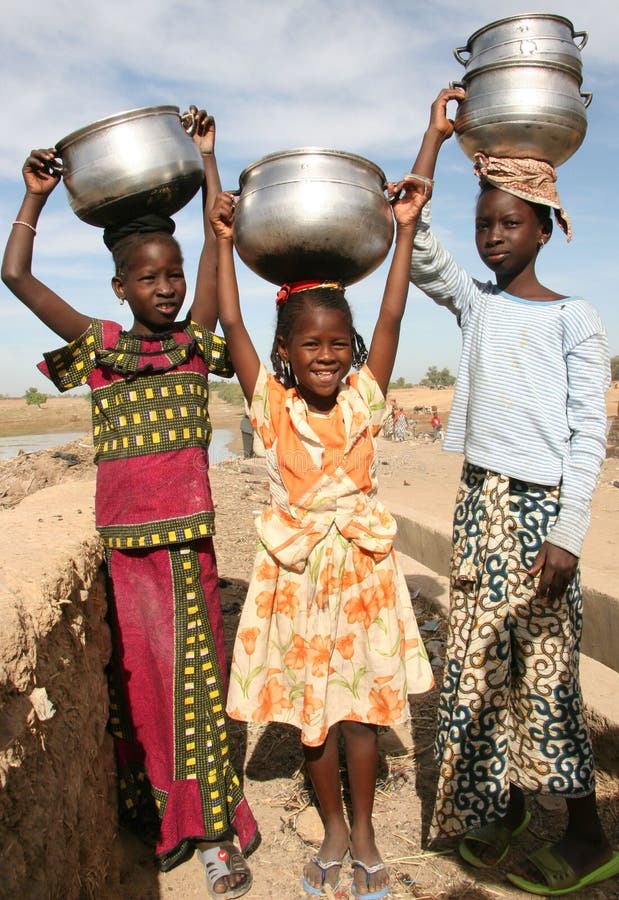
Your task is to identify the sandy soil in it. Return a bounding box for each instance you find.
[1,389,618,899]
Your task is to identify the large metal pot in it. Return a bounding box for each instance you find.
[232,148,394,286]
[55,106,204,227]
[453,14,587,80]
[452,15,591,167]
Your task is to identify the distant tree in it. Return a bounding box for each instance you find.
[611,355,619,381]
[24,387,47,408]
[388,376,412,390]
[209,380,244,406]
[420,365,456,388]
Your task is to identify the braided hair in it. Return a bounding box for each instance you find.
[270,287,368,388]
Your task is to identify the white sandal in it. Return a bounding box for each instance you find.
[198,843,252,899]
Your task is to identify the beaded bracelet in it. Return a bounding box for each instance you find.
[12,220,37,235]
[404,173,434,187]
[403,173,434,196]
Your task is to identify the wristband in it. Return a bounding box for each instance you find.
[12,220,37,235]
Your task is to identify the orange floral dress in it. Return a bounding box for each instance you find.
[226,364,433,746]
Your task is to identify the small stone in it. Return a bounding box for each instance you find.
[29,687,56,721]
[295,806,324,844]
[536,794,565,812]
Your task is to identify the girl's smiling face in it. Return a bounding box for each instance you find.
[113,236,187,333]
[278,304,353,412]
[475,187,548,281]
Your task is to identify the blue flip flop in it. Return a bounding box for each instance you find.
[302,851,348,896]
[351,858,389,899]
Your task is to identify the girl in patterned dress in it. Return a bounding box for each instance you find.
[1,110,257,898]
[209,182,434,899]
[408,87,617,896]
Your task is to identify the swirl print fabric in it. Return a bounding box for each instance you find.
[431,463,595,840]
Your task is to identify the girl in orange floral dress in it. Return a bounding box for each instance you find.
[209,180,434,899]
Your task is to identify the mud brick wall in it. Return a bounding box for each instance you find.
[0,481,120,899]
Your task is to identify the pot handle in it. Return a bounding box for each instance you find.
[453,45,470,66]
[573,30,588,50]
[180,112,196,136]
[386,174,433,204]
[45,156,64,177]
[580,91,593,108]
[386,181,403,204]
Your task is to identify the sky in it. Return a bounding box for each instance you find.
[0,0,617,397]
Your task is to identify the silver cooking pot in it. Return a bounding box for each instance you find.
[55,105,204,227]
[453,13,588,80]
[232,148,395,287]
[452,14,591,167]
[453,63,591,166]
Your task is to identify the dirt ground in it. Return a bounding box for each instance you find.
[0,389,618,899]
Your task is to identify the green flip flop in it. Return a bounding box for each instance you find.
[458,810,531,869]
[506,846,619,896]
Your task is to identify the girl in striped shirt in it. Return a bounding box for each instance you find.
[408,86,617,897]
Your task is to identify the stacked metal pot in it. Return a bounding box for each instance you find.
[451,13,592,167]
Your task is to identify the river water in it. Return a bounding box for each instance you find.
[0,429,235,463]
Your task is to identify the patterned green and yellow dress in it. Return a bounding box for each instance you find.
[39,317,258,869]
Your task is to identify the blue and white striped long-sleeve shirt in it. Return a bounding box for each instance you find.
[410,203,610,557]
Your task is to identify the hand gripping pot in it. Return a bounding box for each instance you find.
[232,148,395,287]
[55,105,205,227]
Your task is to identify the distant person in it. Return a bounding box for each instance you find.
[1,111,257,897]
[383,398,397,439]
[209,180,434,899]
[407,86,615,896]
[393,406,408,441]
[430,412,442,441]
[240,411,255,458]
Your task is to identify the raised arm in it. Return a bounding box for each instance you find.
[186,107,220,331]
[410,86,465,179]
[366,177,430,393]
[208,192,260,402]
[1,149,91,342]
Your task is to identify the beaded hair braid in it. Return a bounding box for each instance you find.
[270,288,368,388]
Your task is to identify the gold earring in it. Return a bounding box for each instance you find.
[538,239,545,249]
[119,295,125,305]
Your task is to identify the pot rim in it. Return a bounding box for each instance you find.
[238,147,388,187]
[56,105,181,153]
[459,58,585,82]
[463,13,578,50]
